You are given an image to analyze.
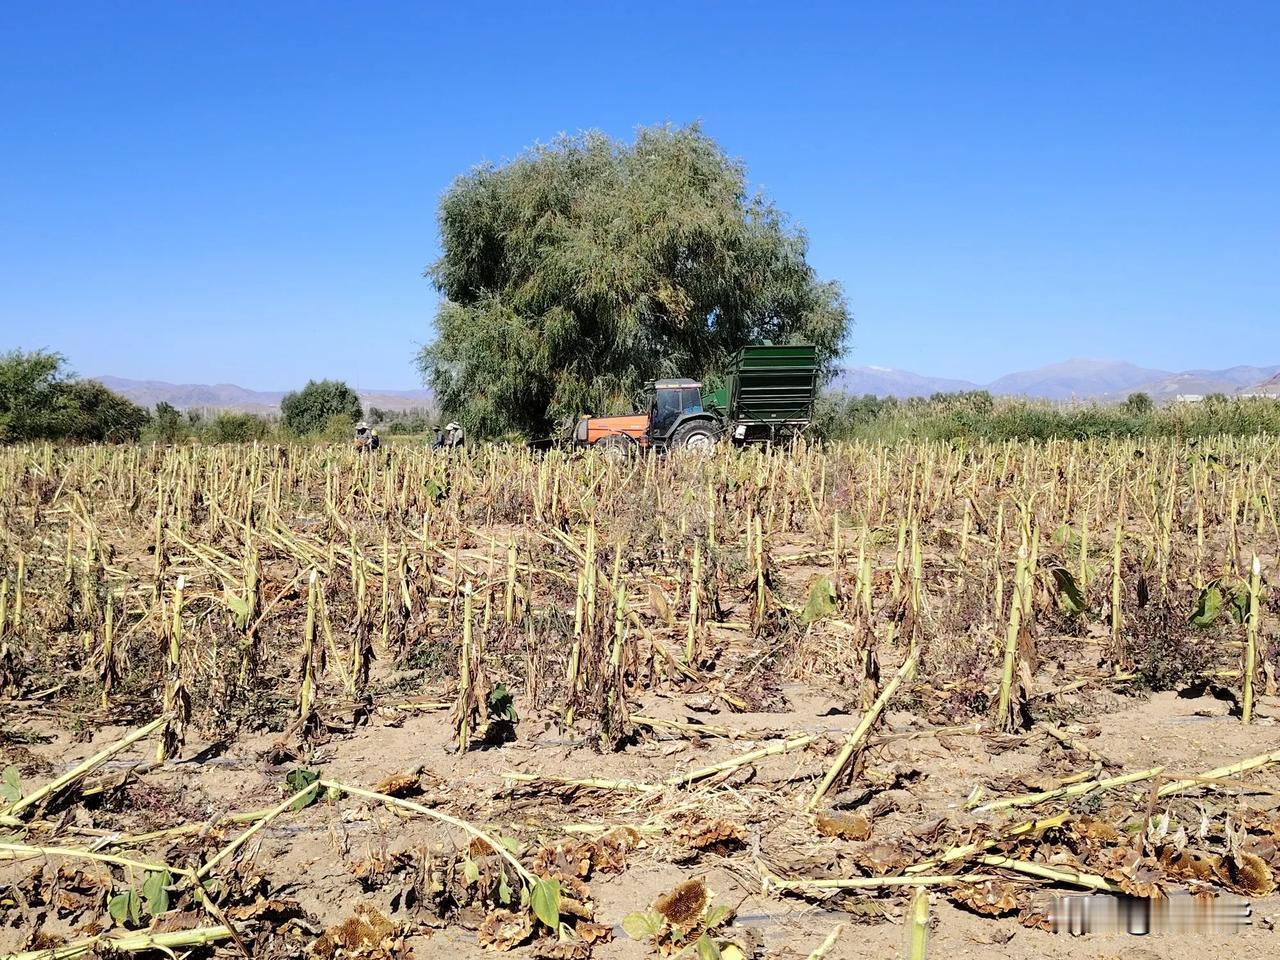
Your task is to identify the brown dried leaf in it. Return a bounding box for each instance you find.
[1072,816,1121,843]
[228,896,305,922]
[576,922,613,945]
[374,773,421,798]
[1117,857,1164,899]
[815,811,872,841]
[148,910,202,934]
[530,939,592,960]
[853,841,912,874]
[530,830,638,879]
[687,819,747,854]
[1244,835,1279,866]
[476,909,533,951]
[950,880,1021,916]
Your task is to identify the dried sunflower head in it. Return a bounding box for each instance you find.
[655,878,708,929]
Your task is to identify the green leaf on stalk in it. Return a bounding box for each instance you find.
[285,768,320,809]
[0,766,21,805]
[694,933,723,960]
[108,889,142,927]
[141,869,171,916]
[222,588,250,629]
[801,576,837,624]
[530,878,561,930]
[1049,567,1088,614]
[621,910,664,941]
[1190,584,1223,627]
[463,857,480,885]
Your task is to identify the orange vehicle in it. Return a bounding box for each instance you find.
[573,378,718,455]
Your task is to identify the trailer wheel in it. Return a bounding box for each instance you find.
[672,420,721,453]
[595,435,634,463]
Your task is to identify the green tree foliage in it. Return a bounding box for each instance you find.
[0,350,148,443]
[150,402,185,443]
[205,412,272,443]
[1124,391,1154,415]
[418,124,851,438]
[281,379,363,436]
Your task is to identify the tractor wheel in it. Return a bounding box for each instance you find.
[671,420,721,453]
[596,435,634,463]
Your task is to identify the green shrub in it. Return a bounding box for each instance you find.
[281,380,363,436]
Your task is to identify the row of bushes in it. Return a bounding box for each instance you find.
[0,351,150,443]
[811,390,1280,442]
[2,351,443,445]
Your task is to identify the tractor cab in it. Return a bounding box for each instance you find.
[647,379,704,441]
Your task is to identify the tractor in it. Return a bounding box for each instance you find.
[573,344,818,454]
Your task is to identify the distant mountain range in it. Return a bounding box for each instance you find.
[91,376,432,415]
[836,359,1280,402]
[93,359,1280,414]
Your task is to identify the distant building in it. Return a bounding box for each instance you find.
[1174,394,1204,403]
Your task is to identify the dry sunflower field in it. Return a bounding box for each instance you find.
[0,437,1278,960]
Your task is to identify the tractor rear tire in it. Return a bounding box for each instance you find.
[671,420,722,453]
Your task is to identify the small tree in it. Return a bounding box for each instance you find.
[281,380,363,436]
[418,124,851,438]
[151,402,185,443]
[1124,391,1154,415]
[0,349,66,442]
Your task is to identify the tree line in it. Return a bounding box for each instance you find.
[0,352,434,445]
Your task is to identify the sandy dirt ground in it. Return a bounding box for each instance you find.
[5,674,1279,960]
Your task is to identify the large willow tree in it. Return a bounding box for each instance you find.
[418,124,851,438]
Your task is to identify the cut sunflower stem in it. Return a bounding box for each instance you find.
[1,715,167,820]
[974,765,1165,813]
[807,653,917,812]
[0,925,232,960]
[976,854,1123,892]
[1156,748,1280,798]
[321,779,538,886]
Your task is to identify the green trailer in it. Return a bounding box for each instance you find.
[701,344,820,443]
[572,343,819,452]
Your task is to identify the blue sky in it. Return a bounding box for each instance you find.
[2,2,1276,389]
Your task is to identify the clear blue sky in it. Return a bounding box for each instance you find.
[3,2,1276,389]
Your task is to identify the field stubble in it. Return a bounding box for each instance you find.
[0,437,1278,960]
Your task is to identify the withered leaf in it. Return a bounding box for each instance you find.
[476,909,533,951]
[576,922,613,945]
[687,819,747,854]
[374,772,422,798]
[815,811,872,842]
[950,880,1021,916]
[530,939,592,960]
[1072,816,1121,843]
[148,910,202,933]
[853,841,912,874]
[1117,857,1164,899]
